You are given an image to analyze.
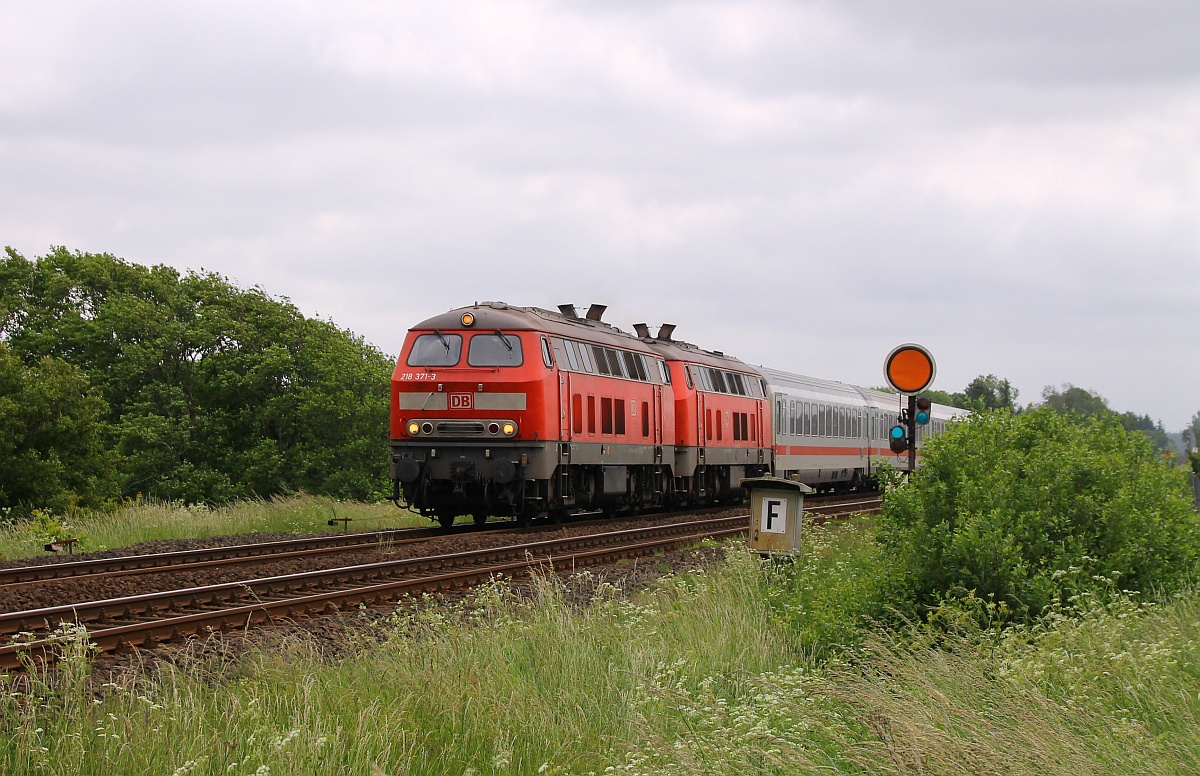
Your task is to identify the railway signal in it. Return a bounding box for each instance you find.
[883,344,937,471]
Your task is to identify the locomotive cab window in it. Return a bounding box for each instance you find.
[467,332,523,367]
[407,333,462,366]
[541,337,553,368]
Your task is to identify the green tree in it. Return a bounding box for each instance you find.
[1040,384,1172,453]
[1039,383,1112,418]
[0,344,118,516]
[962,373,1019,412]
[876,408,1200,624]
[0,247,393,505]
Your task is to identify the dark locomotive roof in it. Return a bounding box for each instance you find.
[641,335,757,374]
[409,302,656,352]
[410,302,759,373]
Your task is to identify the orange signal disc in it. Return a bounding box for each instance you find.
[884,344,936,394]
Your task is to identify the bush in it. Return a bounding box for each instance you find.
[876,407,1200,623]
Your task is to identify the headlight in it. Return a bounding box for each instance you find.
[407,422,420,435]
[502,422,516,436]
[461,312,475,326]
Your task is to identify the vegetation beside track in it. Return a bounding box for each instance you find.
[2,529,1199,775]
[3,410,1198,774]
[0,495,423,561]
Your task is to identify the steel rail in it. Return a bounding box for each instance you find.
[0,526,446,587]
[0,516,748,670]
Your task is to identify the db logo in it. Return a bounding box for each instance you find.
[450,393,473,410]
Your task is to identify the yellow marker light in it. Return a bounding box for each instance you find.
[502,422,516,435]
[461,312,475,327]
[407,422,420,435]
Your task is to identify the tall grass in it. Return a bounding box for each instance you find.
[0,495,424,561]
[2,536,1198,775]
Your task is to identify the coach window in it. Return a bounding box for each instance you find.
[468,332,523,367]
[641,401,650,437]
[541,337,553,368]
[574,342,591,373]
[633,353,650,381]
[839,407,846,437]
[572,394,583,434]
[406,333,462,367]
[711,370,727,394]
[601,398,614,435]
[563,340,581,371]
[587,396,596,434]
[622,351,642,381]
[590,345,610,376]
[600,350,619,379]
[614,399,626,435]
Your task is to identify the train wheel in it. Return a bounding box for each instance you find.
[438,514,456,529]
[472,513,488,526]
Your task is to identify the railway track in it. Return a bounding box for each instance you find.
[0,493,880,591]
[0,493,882,671]
[0,515,749,671]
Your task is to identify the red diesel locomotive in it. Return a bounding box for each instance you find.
[390,302,771,525]
[390,301,963,525]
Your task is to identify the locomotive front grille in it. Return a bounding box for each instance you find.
[436,421,487,435]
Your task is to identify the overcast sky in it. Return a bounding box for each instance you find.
[2,1,1197,429]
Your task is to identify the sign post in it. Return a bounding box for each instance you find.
[883,344,937,472]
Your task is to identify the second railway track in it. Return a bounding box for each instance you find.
[0,493,880,592]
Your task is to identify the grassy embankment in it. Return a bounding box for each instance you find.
[0,496,425,562]
[3,516,1198,775]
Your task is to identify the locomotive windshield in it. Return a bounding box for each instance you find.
[467,331,524,367]
[407,332,462,366]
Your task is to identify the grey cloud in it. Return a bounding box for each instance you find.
[0,1,1196,427]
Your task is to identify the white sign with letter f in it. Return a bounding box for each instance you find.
[760,497,787,534]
